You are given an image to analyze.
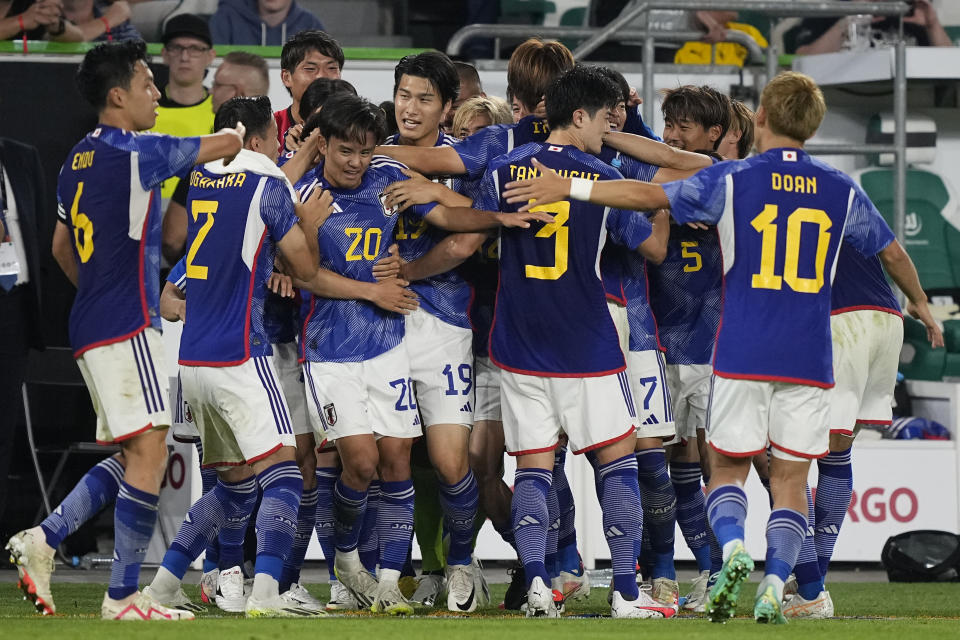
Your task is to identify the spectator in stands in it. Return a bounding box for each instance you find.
[61,0,140,41]
[209,0,324,46]
[1,0,90,41]
[794,0,953,54]
[450,95,511,139]
[442,61,485,134]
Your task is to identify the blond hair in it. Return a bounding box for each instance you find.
[452,96,512,138]
[760,71,826,142]
[507,38,574,113]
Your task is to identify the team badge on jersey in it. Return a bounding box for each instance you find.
[184,403,194,423]
[323,402,338,426]
[378,192,399,217]
[783,150,797,161]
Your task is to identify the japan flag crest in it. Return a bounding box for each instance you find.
[323,403,338,427]
[782,150,798,162]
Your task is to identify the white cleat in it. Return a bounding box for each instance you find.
[142,585,205,614]
[199,568,218,605]
[371,579,414,616]
[245,593,324,618]
[102,590,195,620]
[472,555,490,607]
[783,590,834,619]
[325,580,359,611]
[280,583,325,613]
[445,563,477,613]
[334,551,379,609]
[682,570,710,612]
[6,527,56,615]
[214,565,247,613]
[410,572,445,607]
[554,568,591,602]
[525,577,560,618]
[652,577,680,610]
[610,589,678,619]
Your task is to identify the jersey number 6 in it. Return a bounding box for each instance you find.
[70,182,95,263]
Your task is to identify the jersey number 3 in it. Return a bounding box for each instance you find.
[186,200,218,279]
[751,204,832,294]
[524,201,570,280]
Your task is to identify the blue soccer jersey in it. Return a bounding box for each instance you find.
[663,147,896,386]
[831,241,901,316]
[56,126,200,356]
[297,156,437,363]
[168,256,187,292]
[616,246,662,353]
[178,150,300,366]
[648,225,723,365]
[478,143,653,376]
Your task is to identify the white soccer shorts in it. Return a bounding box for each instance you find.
[170,371,200,443]
[474,355,502,422]
[500,368,637,456]
[302,343,421,442]
[829,310,903,435]
[76,328,171,445]
[707,376,830,462]
[179,355,296,468]
[627,349,675,439]
[405,307,475,428]
[608,300,629,355]
[272,341,314,438]
[665,363,712,440]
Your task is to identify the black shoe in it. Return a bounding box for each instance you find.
[502,562,526,610]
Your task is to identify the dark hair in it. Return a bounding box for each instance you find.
[453,61,482,93]
[299,78,358,121]
[596,66,630,104]
[214,96,273,143]
[379,101,399,140]
[280,30,344,72]
[222,51,270,93]
[317,93,386,147]
[545,65,621,130]
[393,51,460,107]
[507,38,574,113]
[76,40,148,111]
[661,85,732,151]
[729,99,755,160]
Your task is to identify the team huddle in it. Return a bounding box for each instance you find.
[4,30,945,624]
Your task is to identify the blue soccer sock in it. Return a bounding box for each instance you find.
[545,478,560,579]
[41,456,123,550]
[439,470,479,566]
[195,440,220,572]
[670,460,711,573]
[108,482,159,600]
[358,480,380,573]
[161,481,229,581]
[795,485,824,600]
[553,449,580,573]
[216,477,258,570]
[511,467,552,588]
[280,483,318,591]
[378,480,415,572]
[333,478,367,554]
[254,462,302,582]
[315,467,339,580]
[597,454,642,600]
[707,522,723,575]
[815,447,853,578]
[705,484,747,557]
[636,448,677,580]
[765,508,808,590]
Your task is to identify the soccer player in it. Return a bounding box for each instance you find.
[442,61,486,133]
[5,40,242,621]
[293,93,546,616]
[276,30,344,150]
[503,71,929,625]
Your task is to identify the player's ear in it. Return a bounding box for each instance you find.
[106,85,125,110]
[707,124,722,145]
[281,69,293,89]
[755,105,767,128]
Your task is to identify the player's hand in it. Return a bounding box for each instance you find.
[382,169,438,211]
[267,272,294,298]
[906,299,945,348]
[686,221,710,230]
[218,121,245,165]
[173,299,186,322]
[496,210,555,229]
[285,123,304,152]
[372,244,402,281]
[627,86,642,106]
[368,278,418,314]
[297,127,323,163]
[298,187,335,229]
[503,158,569,210]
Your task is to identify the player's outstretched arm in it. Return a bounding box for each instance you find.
[604,131,713,174]
[195,122,245,165]
[374,144,467,177]
[281,128,322,185]
[503,158,670,212]
[401,232,487,282]
[637,209,671,264]
[382,169,472,211]
[160,281,186,322]
[296,269,419,315]
[879,239,945,348]
[295,187,336,268]
[51,220,77,286]
[424,205,552,232]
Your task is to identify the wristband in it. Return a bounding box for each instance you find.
[569,177,593,201]
[101,17,112,41]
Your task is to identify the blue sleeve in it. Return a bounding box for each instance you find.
[617,154,658,182]
[623,106,661,141]
[474,166,502,212]
[843,185,895,256]
[259,179,299,242]
[134,134,201,190]
[662,162,738,225]
[454,126,506,181]
[606,208,653,250]
[55,164,67,223]
[167,257,187,292]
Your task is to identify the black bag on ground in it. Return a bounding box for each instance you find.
[881,530,960,582]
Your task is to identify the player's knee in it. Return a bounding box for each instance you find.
[342,457,379,487]
[829,431,854,451]
[434,456,468,485]
[378,456,411,483]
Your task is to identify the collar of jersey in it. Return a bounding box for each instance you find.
[203,149,297,199]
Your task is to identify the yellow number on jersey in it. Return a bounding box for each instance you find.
[524,201,570,280]
[750,204,832,293]
[345,227,383,261]
[680,241,702,272]
[186,200,218,280]
[395,216,427,241]
[69,182,94,263]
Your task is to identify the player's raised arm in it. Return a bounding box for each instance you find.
[382,168,472,211]
[424,205,553,232]
[878,239,944,348]
[296,268,419,315]
[637,209,671,264]
[401,232,488,282]
[195,122,245,165]
[374,143,466,177]
[604,130,713,174]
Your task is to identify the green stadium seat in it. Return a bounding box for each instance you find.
[943,319,960,353]
[500,0,556,25]
[899,316,946,381]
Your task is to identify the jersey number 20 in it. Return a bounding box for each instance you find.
[751,204,832,294]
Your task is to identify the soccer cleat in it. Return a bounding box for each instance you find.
[783,590,834,619]
[652,577,680,609]
[783,574,798,598]
[334,551,378,609]
[445,563,477,613]
[554,555,591,601]
[610,589,678,619]
[280,582,325,613]
[199,568,218,604]
[245,593,324,618]
[370,579,414,616]
[411,572,445,607]
[142,585,206,614]
[524,577,560,618]
[754,584,787,624]
[7,527,56,616]
[682,570,711,612]
[502,562,526,610]
[472,556,491,607]
[214,566,247,613]
[101,590,195,620]
[325,580,359,611]
[706,541,753,623]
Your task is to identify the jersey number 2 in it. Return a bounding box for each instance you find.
[750,204,832,294]
[186,200,218,279]
[524,201,570,280]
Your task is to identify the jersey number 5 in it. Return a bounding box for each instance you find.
[680,241,701,272]
[524,201,570,280]
[69,182,94,263]
[751,204,832,294]
[186,200,218,279]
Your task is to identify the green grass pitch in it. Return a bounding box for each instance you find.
[2,580,959,639]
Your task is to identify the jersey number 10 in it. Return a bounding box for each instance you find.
[751,204,832,294]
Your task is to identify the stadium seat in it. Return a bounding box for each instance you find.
[499,0,556,26]
[899,317,946,381]
[130,0,180,42]
[943,319,960,353]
